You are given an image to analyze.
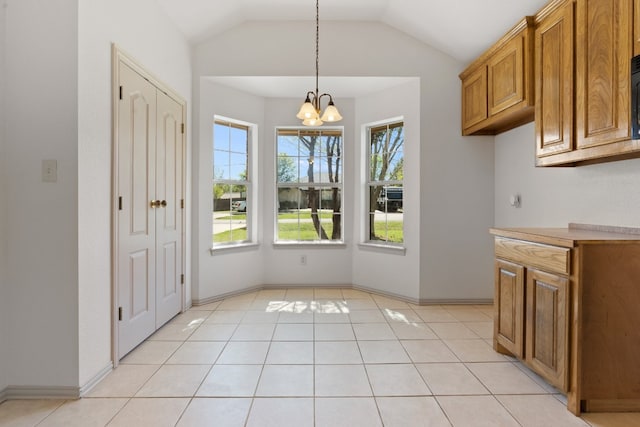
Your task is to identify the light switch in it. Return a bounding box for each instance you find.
[42,159,57,183]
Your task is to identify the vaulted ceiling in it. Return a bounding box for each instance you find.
[156,0,549,63]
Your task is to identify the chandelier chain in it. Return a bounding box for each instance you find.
[315,0,319,99]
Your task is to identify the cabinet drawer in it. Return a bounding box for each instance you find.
[494,237,570,275]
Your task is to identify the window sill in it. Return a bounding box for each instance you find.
[272,242,347,249]
[358,242,406,255]
[210,242,259,256]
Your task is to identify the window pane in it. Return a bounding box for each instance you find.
[368,209,404,243]
[278,137,299,157]
[278,187,301,212]
[299,159,313,183]
[277,187,302,241]
[213,150,229,180]
[277,153,298,183]
[230,152,247,181]
[213,123,230,151]
[229,126,247,154]
[212,183,248,245]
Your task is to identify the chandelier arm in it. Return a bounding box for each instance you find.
[318,93,332,109]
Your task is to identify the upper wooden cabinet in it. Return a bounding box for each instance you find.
[535,0,640,166]
[461,66,488,130]
[535,0,575,157]
[575,0,632,148]
[460,18,535,136]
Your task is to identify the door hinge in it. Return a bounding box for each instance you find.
[181,123,185,134]
[118,196,123,211]
[180,199,184,209]
[118,307,123,321]
[119,85,123,100]
[180,274,184,285]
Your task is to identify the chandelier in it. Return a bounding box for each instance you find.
[295,0,342,126]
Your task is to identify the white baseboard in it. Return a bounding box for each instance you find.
[192,284,264,306]
[0,362,113,402]
[79,363,113,397]
[193,283,494,307]
[351,284,421,305]
[0,385,79,400]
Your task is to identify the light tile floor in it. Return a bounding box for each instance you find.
[1,287,639,426]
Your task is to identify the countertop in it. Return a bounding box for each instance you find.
[490,223,640,248]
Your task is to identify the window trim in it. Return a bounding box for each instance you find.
[211,115,258,251]
[274,126,345,245]
[362,117,405,249]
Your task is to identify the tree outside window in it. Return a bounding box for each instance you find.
[367,121,404,244]
[276,128,343,242]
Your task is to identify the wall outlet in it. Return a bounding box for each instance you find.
[300,255,307,265]
[42,159,57,183]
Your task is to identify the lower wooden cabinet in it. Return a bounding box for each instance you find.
[494,259,524,358]
[494,260,568,391]
[491,226,640,415]
[525,269,569,391]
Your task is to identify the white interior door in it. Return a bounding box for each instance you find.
[117,62,158,358]
[115,49,186,360]
[155,90,184,328]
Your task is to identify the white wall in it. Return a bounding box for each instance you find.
[77,0,192,386]
[193,21,496,302]
[353,80,421,299]
[0,0,8,394]
[419,68,496,302]
[194,81,265,299]
[4,0,79,388]
[495,123,640,228]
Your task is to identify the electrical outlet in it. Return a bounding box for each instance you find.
[300,255,307,265]
[42,159,57,183]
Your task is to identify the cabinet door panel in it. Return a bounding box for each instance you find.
[576,0,632,148]
[462,66,488,131]
[536,1,574,157]
[488,36,525,116]
[494,259,525,358]
[526,269,569,391]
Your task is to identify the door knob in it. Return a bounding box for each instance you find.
[150,200,159,208]
[160,200,167,207]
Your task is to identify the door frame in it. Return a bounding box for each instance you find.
[111,44,187,365]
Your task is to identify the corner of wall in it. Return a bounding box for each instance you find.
[0,0,7,396]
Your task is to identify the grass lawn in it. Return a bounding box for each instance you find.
[372,221,404,243]
[216,210,335,221]
[212,220,403,243]
[213,227,248,243]
[216,213,247,220]
[277,222,337,241]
